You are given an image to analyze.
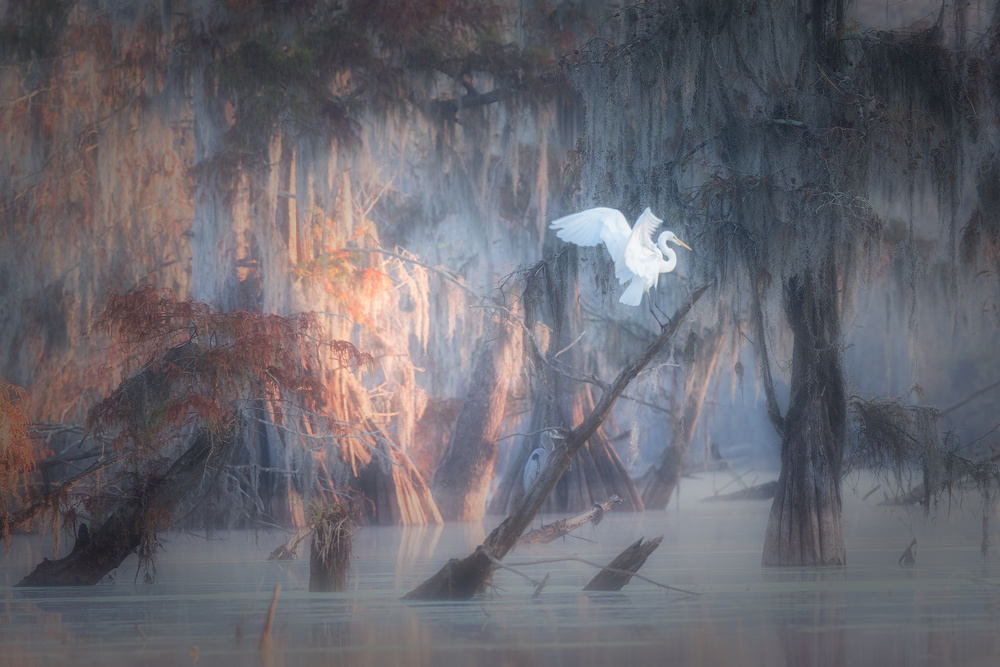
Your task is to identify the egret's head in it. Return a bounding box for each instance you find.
[657,231,692,252]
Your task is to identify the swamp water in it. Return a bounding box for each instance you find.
[3,477,999,666]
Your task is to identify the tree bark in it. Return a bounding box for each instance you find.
[17,426,234,586]
[355,437,443,525]
[431,315,518,521]
[488,252,643,516]
[762,270,847,566]
[403,284,708,600]
[641,325,726,509]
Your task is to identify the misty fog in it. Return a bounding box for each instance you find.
[3,0,1000,665]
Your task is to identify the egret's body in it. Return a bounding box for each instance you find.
[549,207,691,306]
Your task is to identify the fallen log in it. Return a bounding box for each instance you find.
[519,495,623,546]
[17,426,233,586]
[583,536,663,591]
[402,284,709,601]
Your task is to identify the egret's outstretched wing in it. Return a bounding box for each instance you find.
[549,207,634,284]
[550,206,683,308]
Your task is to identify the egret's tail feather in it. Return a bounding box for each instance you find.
[619,280,645,306]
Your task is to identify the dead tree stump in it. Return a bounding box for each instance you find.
[309,505,354,592]
[583,536,663,591]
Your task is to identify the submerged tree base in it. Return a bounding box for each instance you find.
[401,547,495,601]
[309,504,355,592]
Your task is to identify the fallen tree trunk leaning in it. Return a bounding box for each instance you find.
[583,536,663,591]
[519,495,623,546]
[17,426,234,586]
[402,284,709,601]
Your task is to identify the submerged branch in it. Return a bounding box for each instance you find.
[506,554,699,596]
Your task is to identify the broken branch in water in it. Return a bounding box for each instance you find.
[505,552,699,596]
[519,495,623,545]
[487,554,550,598]
[584,536,663,591]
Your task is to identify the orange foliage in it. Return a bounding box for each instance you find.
[87,285,373,461]
[298,250,393,327]
[1,379,35,547]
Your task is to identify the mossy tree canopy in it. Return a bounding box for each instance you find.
[562,0,1000,562]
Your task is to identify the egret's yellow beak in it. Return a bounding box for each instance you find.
[675,238,692,251]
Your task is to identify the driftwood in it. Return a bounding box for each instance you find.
[584,536,663,591]
[17,426,233,586]
[402,284,709,601]
[519,495,623,545]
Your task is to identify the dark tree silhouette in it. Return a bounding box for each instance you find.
[565,0,1000,564]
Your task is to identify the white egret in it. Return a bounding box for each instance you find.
[549,207,692,306]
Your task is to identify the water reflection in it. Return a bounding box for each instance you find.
[3,485,1000,666]
[761,568,846,667]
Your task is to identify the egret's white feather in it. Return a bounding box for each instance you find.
[549,206,690,306]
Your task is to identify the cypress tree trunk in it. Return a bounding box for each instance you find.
[431,315,518,521]
[488,252,642,516]
[762,271,847,566]
[641,326,725,509]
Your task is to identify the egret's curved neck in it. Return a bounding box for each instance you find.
[657,236,678,273]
